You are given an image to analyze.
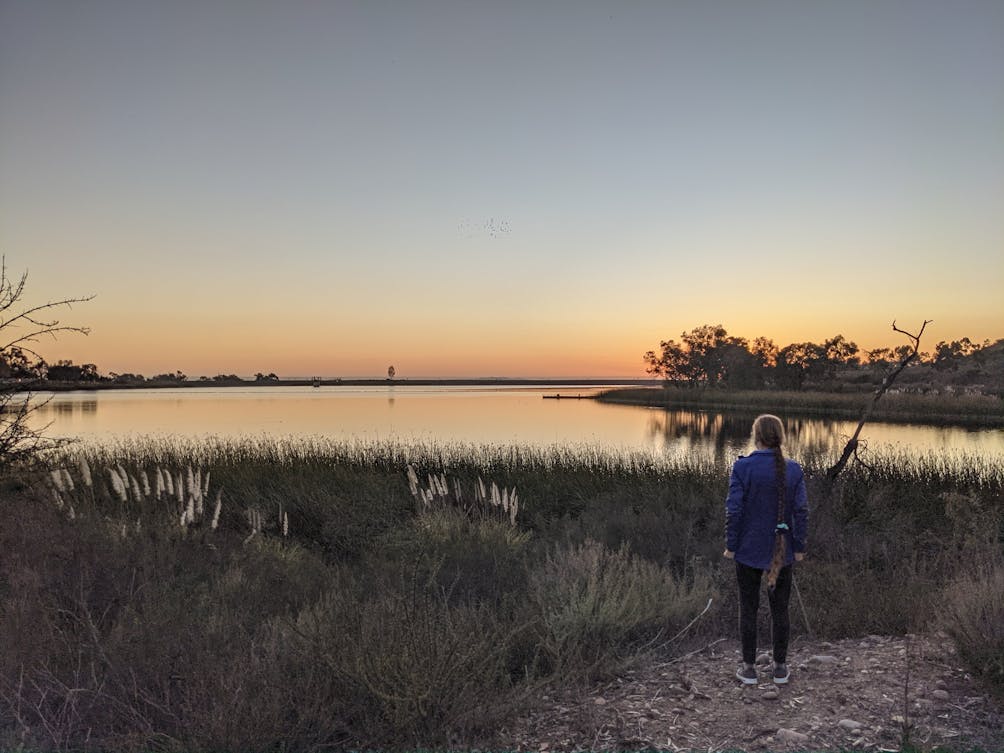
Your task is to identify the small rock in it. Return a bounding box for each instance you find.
[809,655,839,665]
[777,728,810,744]
[756,652,772,665]
[762,688,779,700]
[838,719,863,731]
[932,689,950,701]
[593,697,607,705]
[935,679,948,690]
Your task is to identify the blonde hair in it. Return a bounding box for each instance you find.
[752,414,788,589]
[752,414,784,450]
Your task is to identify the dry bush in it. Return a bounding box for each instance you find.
[0,489,342,752]
[373,506,532,606]
[943,563,1004,693]
[293,568,537,748]
[528,539,713,680]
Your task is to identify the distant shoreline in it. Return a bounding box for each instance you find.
[17,378,660,394]
[596,386,1004,428]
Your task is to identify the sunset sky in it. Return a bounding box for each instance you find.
[1,1,1002,378]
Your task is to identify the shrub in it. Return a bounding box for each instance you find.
[943,563,1004,693]
[293,569,536,748]
[373,506,532,606]
[528,539,713,680]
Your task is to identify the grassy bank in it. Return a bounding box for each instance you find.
[2,438,1002,750]
[597,386,1004,426]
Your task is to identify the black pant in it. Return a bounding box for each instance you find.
[735,561,792,665]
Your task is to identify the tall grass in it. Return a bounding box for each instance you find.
[1,437,1001,750]
[599,386,1004,426]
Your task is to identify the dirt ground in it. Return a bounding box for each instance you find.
[501,633,1004,752]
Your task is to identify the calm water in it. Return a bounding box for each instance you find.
[27,386,1004,461]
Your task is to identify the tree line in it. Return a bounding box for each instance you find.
[0,326,993,389]
[644,324,994,390]
[0,350,280,385]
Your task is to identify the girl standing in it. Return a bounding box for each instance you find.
[724,414,808,685]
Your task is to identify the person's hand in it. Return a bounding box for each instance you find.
[723,550,735,559]
[795,552,805,562]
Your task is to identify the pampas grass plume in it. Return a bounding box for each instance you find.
[79,458,92,487]
[108,468,127,502]
[210,490,222,530]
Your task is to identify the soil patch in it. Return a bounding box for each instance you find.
[501,633,1003,752]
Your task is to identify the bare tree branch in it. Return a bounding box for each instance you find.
[826,319,932,479]
[1,257,92,469]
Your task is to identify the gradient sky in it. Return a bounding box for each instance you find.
[2,0,1002,378]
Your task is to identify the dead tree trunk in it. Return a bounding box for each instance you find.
[826,319,931,480]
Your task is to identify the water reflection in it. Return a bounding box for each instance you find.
[44,399,98,417]
[26,387,1004,459]
[646,410,754,459]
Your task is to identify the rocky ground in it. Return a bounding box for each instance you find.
[501,633,1003,752]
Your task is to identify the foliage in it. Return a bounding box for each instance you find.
[528,539,713,679]
[598,386,1004,427]
[644,322,1001,394]
[943,562,1004,693]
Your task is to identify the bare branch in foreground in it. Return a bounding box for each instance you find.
[826,319,932,480]
[1,258,92,468]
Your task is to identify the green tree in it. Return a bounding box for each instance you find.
[646,325,765,388]
[932,338,981,371]
[643,339,692,385]
[775,341,826,390]
[46,360,100,382]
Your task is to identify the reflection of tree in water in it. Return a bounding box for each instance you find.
[783,417,859,461]
[646,409,747,460]
[647,409,851,461]
[36,399,99,417]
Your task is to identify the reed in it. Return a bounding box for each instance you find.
[598,386,1004,426]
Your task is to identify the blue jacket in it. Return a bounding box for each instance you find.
[725,450,808,570]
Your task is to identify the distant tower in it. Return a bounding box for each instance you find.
[387,365,395,380]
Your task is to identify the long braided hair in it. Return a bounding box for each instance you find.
[753,414,788,590]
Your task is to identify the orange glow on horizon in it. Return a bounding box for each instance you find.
[33,311,1002,380]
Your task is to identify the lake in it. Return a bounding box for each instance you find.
[27,385,1004,461]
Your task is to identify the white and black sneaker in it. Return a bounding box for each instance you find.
[736,663,758,685]
[773,662,790,685]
